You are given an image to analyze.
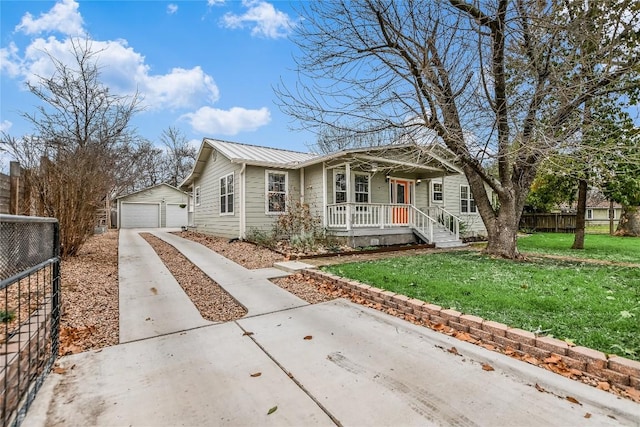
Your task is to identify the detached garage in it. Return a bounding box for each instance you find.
[117,184,190,229]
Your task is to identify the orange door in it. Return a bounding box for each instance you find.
[391,179,410,224]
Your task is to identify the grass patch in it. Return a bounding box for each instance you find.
[323,251,640,360]
[517,232,640,264]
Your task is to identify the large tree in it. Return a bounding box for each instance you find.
[159,127,196,188]
[1,38,140,256]
[278,0,640,258]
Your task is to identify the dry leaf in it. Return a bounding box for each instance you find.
[624,387,640,403]
[267,406,278,415]
[250,372,262,377]
[544,354,562,364]
[535,383,546,393]
[523,355,540,365]
[243,331,254,336]
[53,366,66,375]
[584,413,591,419]
[482,363,495,372]
[303,335,313,340]
[447,347,459,355]
[566,396,581,405]
[596,382,610,391]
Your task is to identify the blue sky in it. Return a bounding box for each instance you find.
[1,0,313,171]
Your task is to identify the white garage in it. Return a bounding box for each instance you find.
[117,184,191,229]
[120,203,160,228]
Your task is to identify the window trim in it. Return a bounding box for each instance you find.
[586,209,593,220]
[333,169,347,204]
[354,172,370,204]
[265,170,288,214]
[194,186,201,206]
[460,184,477,214]
[432,181,444,203]
[219,172,234,216]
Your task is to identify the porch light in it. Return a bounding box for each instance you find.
[385,174,391,182]
[416,179,422,186]
[370,162,378,172]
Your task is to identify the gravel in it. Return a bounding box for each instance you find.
[140,233,247,322]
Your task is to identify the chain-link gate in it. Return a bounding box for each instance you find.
[0,215,60,427]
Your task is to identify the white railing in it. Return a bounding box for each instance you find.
[327,203,461,242]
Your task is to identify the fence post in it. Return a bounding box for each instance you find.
[9,162,21,215]
[51,220,61,358]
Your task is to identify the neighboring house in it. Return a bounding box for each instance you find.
[116,183,191,229]
[180,139,489,248]
[584,199,622,226]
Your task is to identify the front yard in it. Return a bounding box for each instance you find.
[322,234,640,362]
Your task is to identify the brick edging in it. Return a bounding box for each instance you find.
[302,269,640,392]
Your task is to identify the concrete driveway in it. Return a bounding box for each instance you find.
[22,230,640,426]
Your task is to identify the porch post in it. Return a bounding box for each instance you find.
[345,162,351,231]
[322,163,327,228]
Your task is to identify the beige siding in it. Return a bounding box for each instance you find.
[302,164,324,219]
[192,154,240,238]
[432,174,487,236]
[244,166,302,235]
[119,184,189,228]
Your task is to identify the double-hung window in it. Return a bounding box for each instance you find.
[220,173,234,215]
[354,173,370,203]
[194,186,201,206]
[266,171,287,213]
[460,185,477,213]
[334,171,347,204]
[432,182,443,202]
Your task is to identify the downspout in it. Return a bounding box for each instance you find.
[322,162,327,228]
[240,163,246,239]
[300,167,305,205]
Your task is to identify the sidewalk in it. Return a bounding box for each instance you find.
[22,229,640,426]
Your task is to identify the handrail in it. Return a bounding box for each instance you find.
[409,205,436,243]
[428,206,461,240]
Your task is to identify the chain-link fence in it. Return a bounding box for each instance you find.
[0,215,60,427]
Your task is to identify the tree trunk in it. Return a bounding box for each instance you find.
[481,196,521,259]
[572,179,588,249]
[615,205,640,236]
[609,200,614,235]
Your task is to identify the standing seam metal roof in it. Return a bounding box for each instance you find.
[206,138,317,166]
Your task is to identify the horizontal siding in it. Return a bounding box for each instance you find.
[302,164,324,219]
[193,154,240,238]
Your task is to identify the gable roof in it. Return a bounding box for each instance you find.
[116,183,188,200]
[181,138,463,189]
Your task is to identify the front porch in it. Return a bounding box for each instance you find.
[325,203,464,248]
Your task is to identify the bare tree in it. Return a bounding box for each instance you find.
[277,0,640,258]
[159,127,196,188]
[1,38,140,256]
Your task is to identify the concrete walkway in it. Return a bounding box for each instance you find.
[22,229,640,426]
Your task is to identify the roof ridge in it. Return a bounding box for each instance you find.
[204,137,315,157]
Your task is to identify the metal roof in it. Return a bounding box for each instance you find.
[206,138,317,166]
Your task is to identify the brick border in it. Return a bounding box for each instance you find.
[302,269,640,393]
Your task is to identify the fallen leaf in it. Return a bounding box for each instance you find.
[303,335,313,340]
[250,372,262,377]
[624,387,640,403]
[267,406,278,415]
[584,413,591,419]
[482,363,495,371]
[53,366,66,375]
[524,355,540,365]
[243,331,254,336]
[596,382,610,391]
[566,396,581,405]
[544,354,562,364]
[447,347,459,355]
[535,383,545,392]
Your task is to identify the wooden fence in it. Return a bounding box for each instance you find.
[0,162,30,215]
[519,213,577,233]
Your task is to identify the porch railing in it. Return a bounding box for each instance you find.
[327,203,461,242]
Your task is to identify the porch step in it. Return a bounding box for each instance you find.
[434,239,467,249]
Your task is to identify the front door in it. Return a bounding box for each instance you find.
[390,179,412,224]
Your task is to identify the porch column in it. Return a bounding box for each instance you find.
[322,163,327,228]
[345,162,351,231]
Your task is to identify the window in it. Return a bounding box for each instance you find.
[334,171,347,203]
[266,171,287,213]
[460,185,477,213]
[354,173,370,203]
[194,186,201,206]
[219,173,234,215]
[609,209,616,219]
[586,209,593,220]
[432,182,443,202]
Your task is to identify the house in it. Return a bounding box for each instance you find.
[180,139,489,248]
[584,192,622,226]
[116,183,191,229]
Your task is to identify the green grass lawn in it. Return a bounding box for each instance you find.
[517,232,640,264]
[323,251,640,360]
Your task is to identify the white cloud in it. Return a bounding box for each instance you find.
[0,120,12,132]
[182,106,271,135]
[141,67,220,110]
[222,0,295,39]
[15,0,84,37]
[208,0,226,5]
[167,4,178,15]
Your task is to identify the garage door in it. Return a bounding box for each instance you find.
[166,204,188,228]
[121,203,159,228]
